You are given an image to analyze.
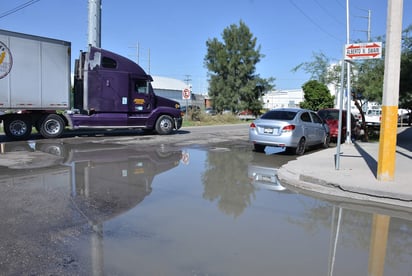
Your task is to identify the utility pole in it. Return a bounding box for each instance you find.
[88,0,101,48]
[136,42,139,64]
[377,0,404,181]
[367,9,371,41]
[183,75,192,113]
[129,43,150,73]
[147,48,150,74]
[129,42,139,64]
[356,9,372,42]
[184,75,192,85]
[345,0,352,144]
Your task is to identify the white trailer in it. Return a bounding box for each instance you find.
[0,29,71,139]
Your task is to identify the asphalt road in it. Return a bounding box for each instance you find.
[0,123,251,145]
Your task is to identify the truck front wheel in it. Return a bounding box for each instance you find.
[155,115,174,135]
[39,114,65,139]
[4,116,32,140]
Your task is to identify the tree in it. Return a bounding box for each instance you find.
[353,58,385,104]
[292,52,346,110]
[292,51,332,84]
[204,20,274,115]
[300,80,334,111]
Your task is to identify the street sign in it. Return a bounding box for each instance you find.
[182,87,191,100]
[345,42,382,60]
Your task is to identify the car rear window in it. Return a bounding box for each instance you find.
[367,109,381,115]
[261,110,297,120]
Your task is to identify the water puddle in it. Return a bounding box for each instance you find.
[0,141,411,275]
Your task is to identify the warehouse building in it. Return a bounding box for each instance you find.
[151,76,204,108]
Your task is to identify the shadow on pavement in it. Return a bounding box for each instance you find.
[352,127,412,178]
[354,142,378,178]
[397,127,412,152]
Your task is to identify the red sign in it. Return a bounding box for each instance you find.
[182,87,191,100]
[345,42,382,60]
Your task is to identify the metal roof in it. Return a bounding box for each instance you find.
[151,76,187,91]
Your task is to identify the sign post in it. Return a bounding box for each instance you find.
[182,87,191,116]
[182,87,191,100]
[336,42,383,169]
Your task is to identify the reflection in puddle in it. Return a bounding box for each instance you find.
[0,141,412,275]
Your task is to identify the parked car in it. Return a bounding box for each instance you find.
[249,108,330,155]
[237,110,256,120]
[317,108,357,142]
[363,108,382,127]
[398,109,411,125]
[205,107,217,115]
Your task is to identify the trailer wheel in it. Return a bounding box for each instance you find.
[155,115,174,135]
[39,114,65,139]
[4,116,32,140]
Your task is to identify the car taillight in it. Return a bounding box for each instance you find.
[250,122,256,129]
[330,120,338,126]
[282,125,295,132]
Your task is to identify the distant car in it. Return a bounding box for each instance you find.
[205,107,217,115]
[237,110,256,120]
[398,109,411,124]
[249,108,330,155]
[363,108,382,127]
[317,108,356,142]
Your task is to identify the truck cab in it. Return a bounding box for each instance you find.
[70,46,182,135]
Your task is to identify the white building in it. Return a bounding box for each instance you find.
[262,89,304,109]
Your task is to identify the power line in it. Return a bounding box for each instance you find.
[0,0,41,19]
[313,0,345,26]
[335,0,345,9]
[289,0,342,42]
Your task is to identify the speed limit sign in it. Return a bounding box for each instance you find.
[182,87,191,100]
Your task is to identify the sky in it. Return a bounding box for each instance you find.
[1,0,411,94]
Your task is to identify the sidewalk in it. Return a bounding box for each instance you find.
[277,126,412,209]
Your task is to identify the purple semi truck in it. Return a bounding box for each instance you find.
[0,29,182,140]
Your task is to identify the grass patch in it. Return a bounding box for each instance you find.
[181,112,249,127]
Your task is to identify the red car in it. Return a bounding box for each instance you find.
[318,109,356,142]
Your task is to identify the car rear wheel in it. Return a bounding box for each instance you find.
[322,134,330,148]
[294,137,306,155]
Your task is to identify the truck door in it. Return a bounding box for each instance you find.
[130,79,153,114]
